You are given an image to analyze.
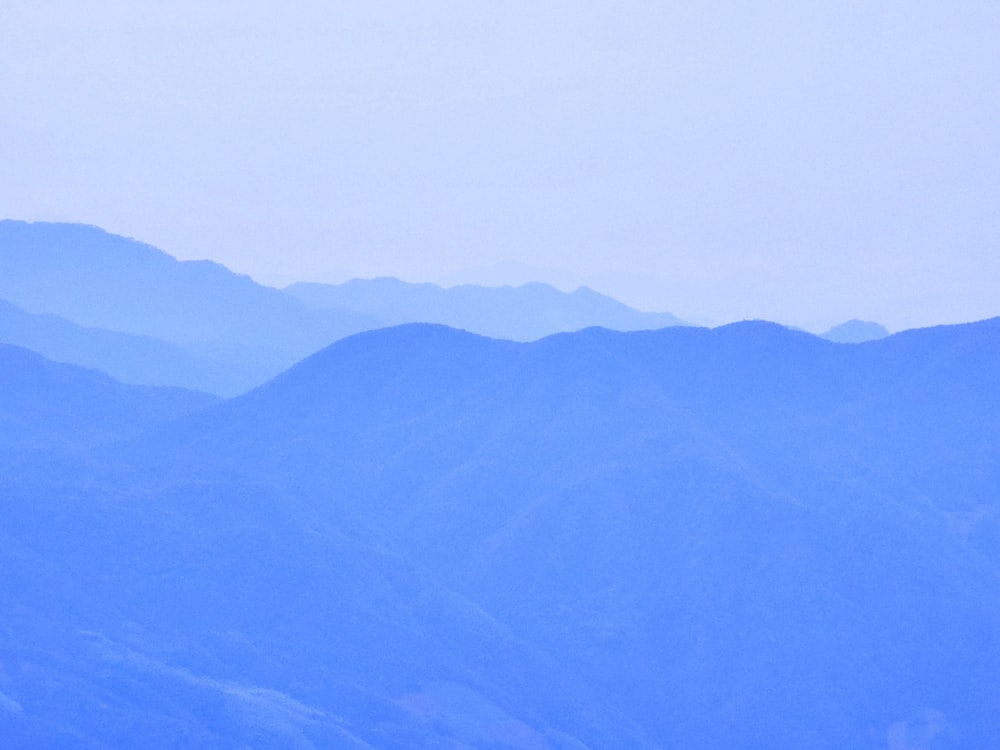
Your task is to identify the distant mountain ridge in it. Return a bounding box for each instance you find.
[0,220,689,395]
[286,277,687,341]
[0,221,378,348]
[0,299,260,396]
[821,318,890,343]
[0,221,380,390]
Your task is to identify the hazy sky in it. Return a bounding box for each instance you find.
[2,1,998,330]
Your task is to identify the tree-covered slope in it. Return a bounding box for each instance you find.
[2,319,999,748]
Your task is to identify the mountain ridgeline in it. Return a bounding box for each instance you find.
[0,298,251,395]
[0,221,691,395]
[0,221,380,394]
[1,316,998,748]
[285,277,686,341]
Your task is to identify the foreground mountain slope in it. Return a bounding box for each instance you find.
[0,476,603,749]
[3,319,1000,748]
[286,277,686,340]
[0,336,618,748]
[136,319,1000,746]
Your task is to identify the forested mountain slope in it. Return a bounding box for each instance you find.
[2,319,998,748]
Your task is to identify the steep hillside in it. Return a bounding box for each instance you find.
[2,319,999,748]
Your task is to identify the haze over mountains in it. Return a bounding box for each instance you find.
[820,318,890,343]
[0,221,379,394]
[0,220,893,397]
[286,278,685,341]
[0,220,702,395]
[1,217,993,747]
[4,0,996,746]
[0,298,247,395]
[1,314,999,748]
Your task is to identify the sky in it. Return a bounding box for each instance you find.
[2,1,998,331]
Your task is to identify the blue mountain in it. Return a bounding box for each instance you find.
[0,220,380,383]
[1,221,685,396]
[0,298,264,396]
[2,312,999,746]
[0,343,216,459]
[286,277,686,341]
[820,318,890,342]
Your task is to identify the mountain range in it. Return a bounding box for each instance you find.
[285,277,685,341]
[0,221,700,395]
[0,298,255,395]
[1,316,998,748]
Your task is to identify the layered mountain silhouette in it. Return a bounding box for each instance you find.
[0,221,688,395]
[2,318,998,748]
[0,221,377,349]
[286,277,686,341]
[0,221,380,393]
[0,299,260,395]
[0,343,215,460]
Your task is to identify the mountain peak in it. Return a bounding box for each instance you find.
[821,319,890,343]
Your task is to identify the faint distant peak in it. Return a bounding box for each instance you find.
[438,260,581,292]
[820,319,890,343]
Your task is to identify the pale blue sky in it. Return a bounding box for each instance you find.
[2,1,998,329]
